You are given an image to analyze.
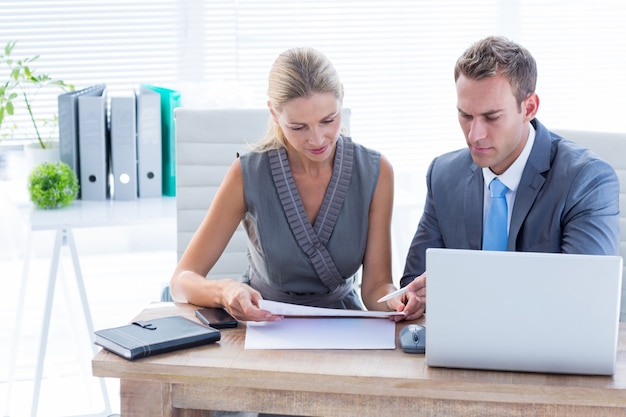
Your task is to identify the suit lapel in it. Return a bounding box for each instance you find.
[508,120,552,247]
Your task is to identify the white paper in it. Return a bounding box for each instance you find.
[244,317,396,350]
[258,299,405,318]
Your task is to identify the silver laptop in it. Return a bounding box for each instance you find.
[425,248,623,375]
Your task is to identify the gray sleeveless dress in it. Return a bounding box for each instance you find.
[239,135,381,310]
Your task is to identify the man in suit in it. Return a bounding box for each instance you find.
[400,36,620,313]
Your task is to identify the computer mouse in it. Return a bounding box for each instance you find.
[399,324,426,354]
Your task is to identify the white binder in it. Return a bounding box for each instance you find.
[135,86,162,197]
[78,87,109,200]
[110,95,138,200]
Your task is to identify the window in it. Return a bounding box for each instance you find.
[0,0,179,142]
[2,0,625,274]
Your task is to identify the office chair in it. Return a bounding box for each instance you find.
[554,129,626,321]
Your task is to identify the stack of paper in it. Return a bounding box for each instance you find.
[244,300,403,350]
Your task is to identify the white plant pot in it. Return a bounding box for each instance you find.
[24,141,60,174]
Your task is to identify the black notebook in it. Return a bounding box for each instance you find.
[95,315,221,360]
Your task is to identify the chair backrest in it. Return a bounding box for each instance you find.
[554,129,626,321]
[175,108,267,280]
[175,107,351,281]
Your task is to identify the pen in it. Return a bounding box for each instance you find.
[377,286,409,303]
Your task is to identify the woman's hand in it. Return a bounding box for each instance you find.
[388,273,426,321]
[219,280,284,322]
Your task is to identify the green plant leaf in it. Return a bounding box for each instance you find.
[1,40,72,146]
[4,41,16,55]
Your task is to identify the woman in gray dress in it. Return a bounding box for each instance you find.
[170,47,425,322]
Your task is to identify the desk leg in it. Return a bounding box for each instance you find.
[65,228,112,414]
[29,227,63,417]
[120,380,218,417]
[4,228,33,416]
[121,379,172,417]
[10,227,112,417]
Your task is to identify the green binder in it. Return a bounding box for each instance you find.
[142,84,181,196]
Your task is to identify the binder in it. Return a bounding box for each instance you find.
[142,84,181,196]
[110,94,138,200]
[135,86,162,198]
[57,83,106,197]
[94,315,221,360]
[78,87,109,200]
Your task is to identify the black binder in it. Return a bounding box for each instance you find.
[94,315,221,360]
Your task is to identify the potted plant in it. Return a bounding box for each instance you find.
[0,40,74,165]
[28,161,79,209]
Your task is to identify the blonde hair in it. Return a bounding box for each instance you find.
[253,47,343,152]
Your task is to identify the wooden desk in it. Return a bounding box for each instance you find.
[92,303,626,417]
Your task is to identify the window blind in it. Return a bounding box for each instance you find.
[2,1,624,164]
[2,0,624,276]
[0,0,179,142]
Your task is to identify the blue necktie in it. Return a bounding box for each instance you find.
[483,178,509,251]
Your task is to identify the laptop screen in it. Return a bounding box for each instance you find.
[425,248,623,375]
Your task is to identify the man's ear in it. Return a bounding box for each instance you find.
[522,93,540,122]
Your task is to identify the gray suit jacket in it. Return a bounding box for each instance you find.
[401,119,620,287]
